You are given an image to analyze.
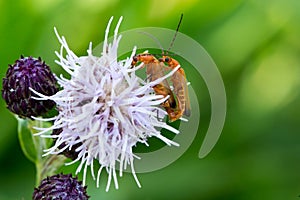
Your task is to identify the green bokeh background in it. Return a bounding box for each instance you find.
[1,0,300,199]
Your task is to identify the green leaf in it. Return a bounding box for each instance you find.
[17,117,37,163]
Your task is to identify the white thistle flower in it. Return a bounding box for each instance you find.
[31,16,180,191]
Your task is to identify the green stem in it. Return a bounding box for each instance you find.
[33,120,67,185]
[35,161,42,186]
[33,120,43,186]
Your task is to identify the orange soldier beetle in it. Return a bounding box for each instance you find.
[131,14,190,122]
[159,55,191,118]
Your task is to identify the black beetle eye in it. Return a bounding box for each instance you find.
[133,56,138,62]
[165,57,170,62]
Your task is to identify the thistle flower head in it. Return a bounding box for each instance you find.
[2,56,58,118]
[33,173,89,200]
[33,16,180,191]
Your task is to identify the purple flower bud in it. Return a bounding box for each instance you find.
[2,56,58,118]
[33,173,90,200]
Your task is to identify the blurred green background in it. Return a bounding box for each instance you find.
[1,0,300,199]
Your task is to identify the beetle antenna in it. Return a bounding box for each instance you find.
[167,13,183,52]
[137,31,164,54]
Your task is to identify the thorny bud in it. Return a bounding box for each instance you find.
[33,173,89,200]
[2,56,58,118]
